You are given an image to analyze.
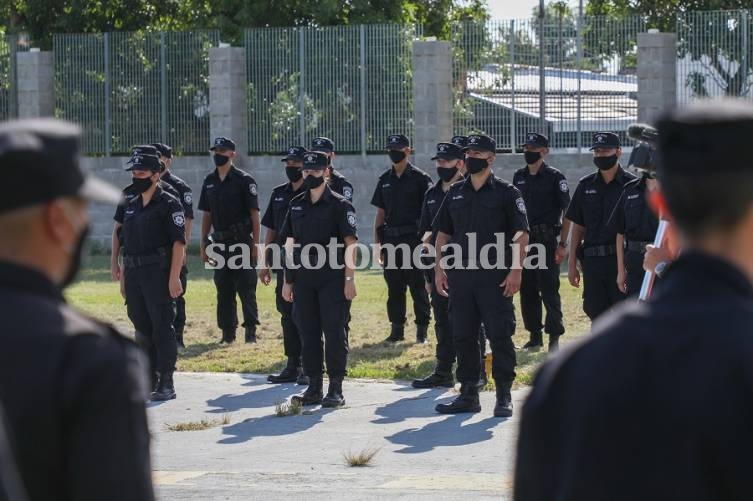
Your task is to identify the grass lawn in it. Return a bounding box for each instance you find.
[67,255,592,387]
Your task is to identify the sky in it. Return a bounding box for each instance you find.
[488,0,581,20]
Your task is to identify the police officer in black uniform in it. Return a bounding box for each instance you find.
[412,141,466,388]
[199,137,261,343]
[434,133,529,417]
[566,132,636,321]
[513,133,570,352]
[312,137,354,202]
[282,151,358,408]
[121,153,186,401]
[0,118,155,500]
[613,174,660,297]
[515,99,753,501]
[260,146,309,385]
[153,142,194,348]
[372,134,432,343]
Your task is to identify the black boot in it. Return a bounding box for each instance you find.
[476,364,488,390]
[219,329,236,344]
[296,373,310,385]
[521,331,543,351]
[493,383,513,418]
[416,324,428,344]
[152,373,176,401]
[435,382,481,414]
[321,377,346,408]
[151,371,160,394]
[384,323,405,343]
[412,371,454,388]
[267,359,302,383]
[176,331,186,349]
[548,334,560,353]
[291,376,323,406]
[244,326,257,344]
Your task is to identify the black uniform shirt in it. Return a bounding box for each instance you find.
[371,163,432,227]
[565,167,637,247]
[161,170,194,219]
[113,180,180,224]
[437,173,529,268]
[198,165,259,231]
[328,169,354,202]
[516,252,753,501]
[261,182,303,245]
[611,176,659,244]
[512,163,570,228]
[122,186,186,256]
[284,185,357,247]
[419,181,454,247]
[0,261,154,501]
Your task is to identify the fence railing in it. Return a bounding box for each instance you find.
[54,30,219,155]
[245,24,421,154]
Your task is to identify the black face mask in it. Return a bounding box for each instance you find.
[465,156,489,174]
[436,165,459,183]
[61,225,90,288]
[213,153,230,167]
[132,176,155,194]
[524,151,542,165]
[303,174,325,190]
[593,155,618,171]
[388,150,407,164]
[285,167,303,183]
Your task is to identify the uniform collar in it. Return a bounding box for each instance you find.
[461,171,496,191]
[0,260,63,300]
[655,251,753,300]
[593,165,627,186]
[213,164,237,179]
[390,163,414,178]
[306,184,335,204]
[525,161,548,176]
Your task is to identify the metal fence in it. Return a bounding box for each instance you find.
[677,10,753,102]
[0,35,29,121]
[54,30,219,155]
[245,24,421,154]
[452,15,646,151]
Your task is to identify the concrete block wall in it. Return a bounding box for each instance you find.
[17,51,55,118]
[637,32,677,123]
[208,47,249,168]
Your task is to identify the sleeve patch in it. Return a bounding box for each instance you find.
[172,212,185,227]
[515,197,527,214]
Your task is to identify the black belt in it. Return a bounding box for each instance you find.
[383,225,418,238]
[212,229,251,242]
[123,249,168,269]
[626,240,652,253]
[582,244,617,258]
[529,223,557,241]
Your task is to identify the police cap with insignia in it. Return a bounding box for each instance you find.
[431,142,463,160]
[126,145,163,168]
[125,154,162,173]
[303,151,329,170]
[210,137,236,151]
[466,134,497,153]
[451,135,468,148]
[0,118,121,214]
[385,134,410,150]
[311,137,334,152]
[589,132,620,150]
[151,142,172,158]
[523,132,549,148]
[282,146,307,162]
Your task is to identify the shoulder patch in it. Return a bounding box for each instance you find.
[249,183,258,196]
[346,211,357,229]
[559,180,569,193]
[184,192,193,205]
[172,211,185,227]
[342,186,353,200]
[515,197,527,214]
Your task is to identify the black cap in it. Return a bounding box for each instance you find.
[466,134,496,153]
[523,132,549,148]
[451,135,468,148]
[431,142,463,160]
[657,99,753,175]
[126,144,160,166]
[152,142,172,158]
[311,137,334,152]
[302,151,329,170]
[590,132,620,150]
[0,118,121,213]
[385,134,410,150]
[125,154,162,172]
[281,145,307,162]
[210,137,236,151]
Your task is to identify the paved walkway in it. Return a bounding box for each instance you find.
[149,373,528,500]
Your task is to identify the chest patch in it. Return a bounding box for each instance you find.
[585,189,597,195]
[627,194,639,200]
